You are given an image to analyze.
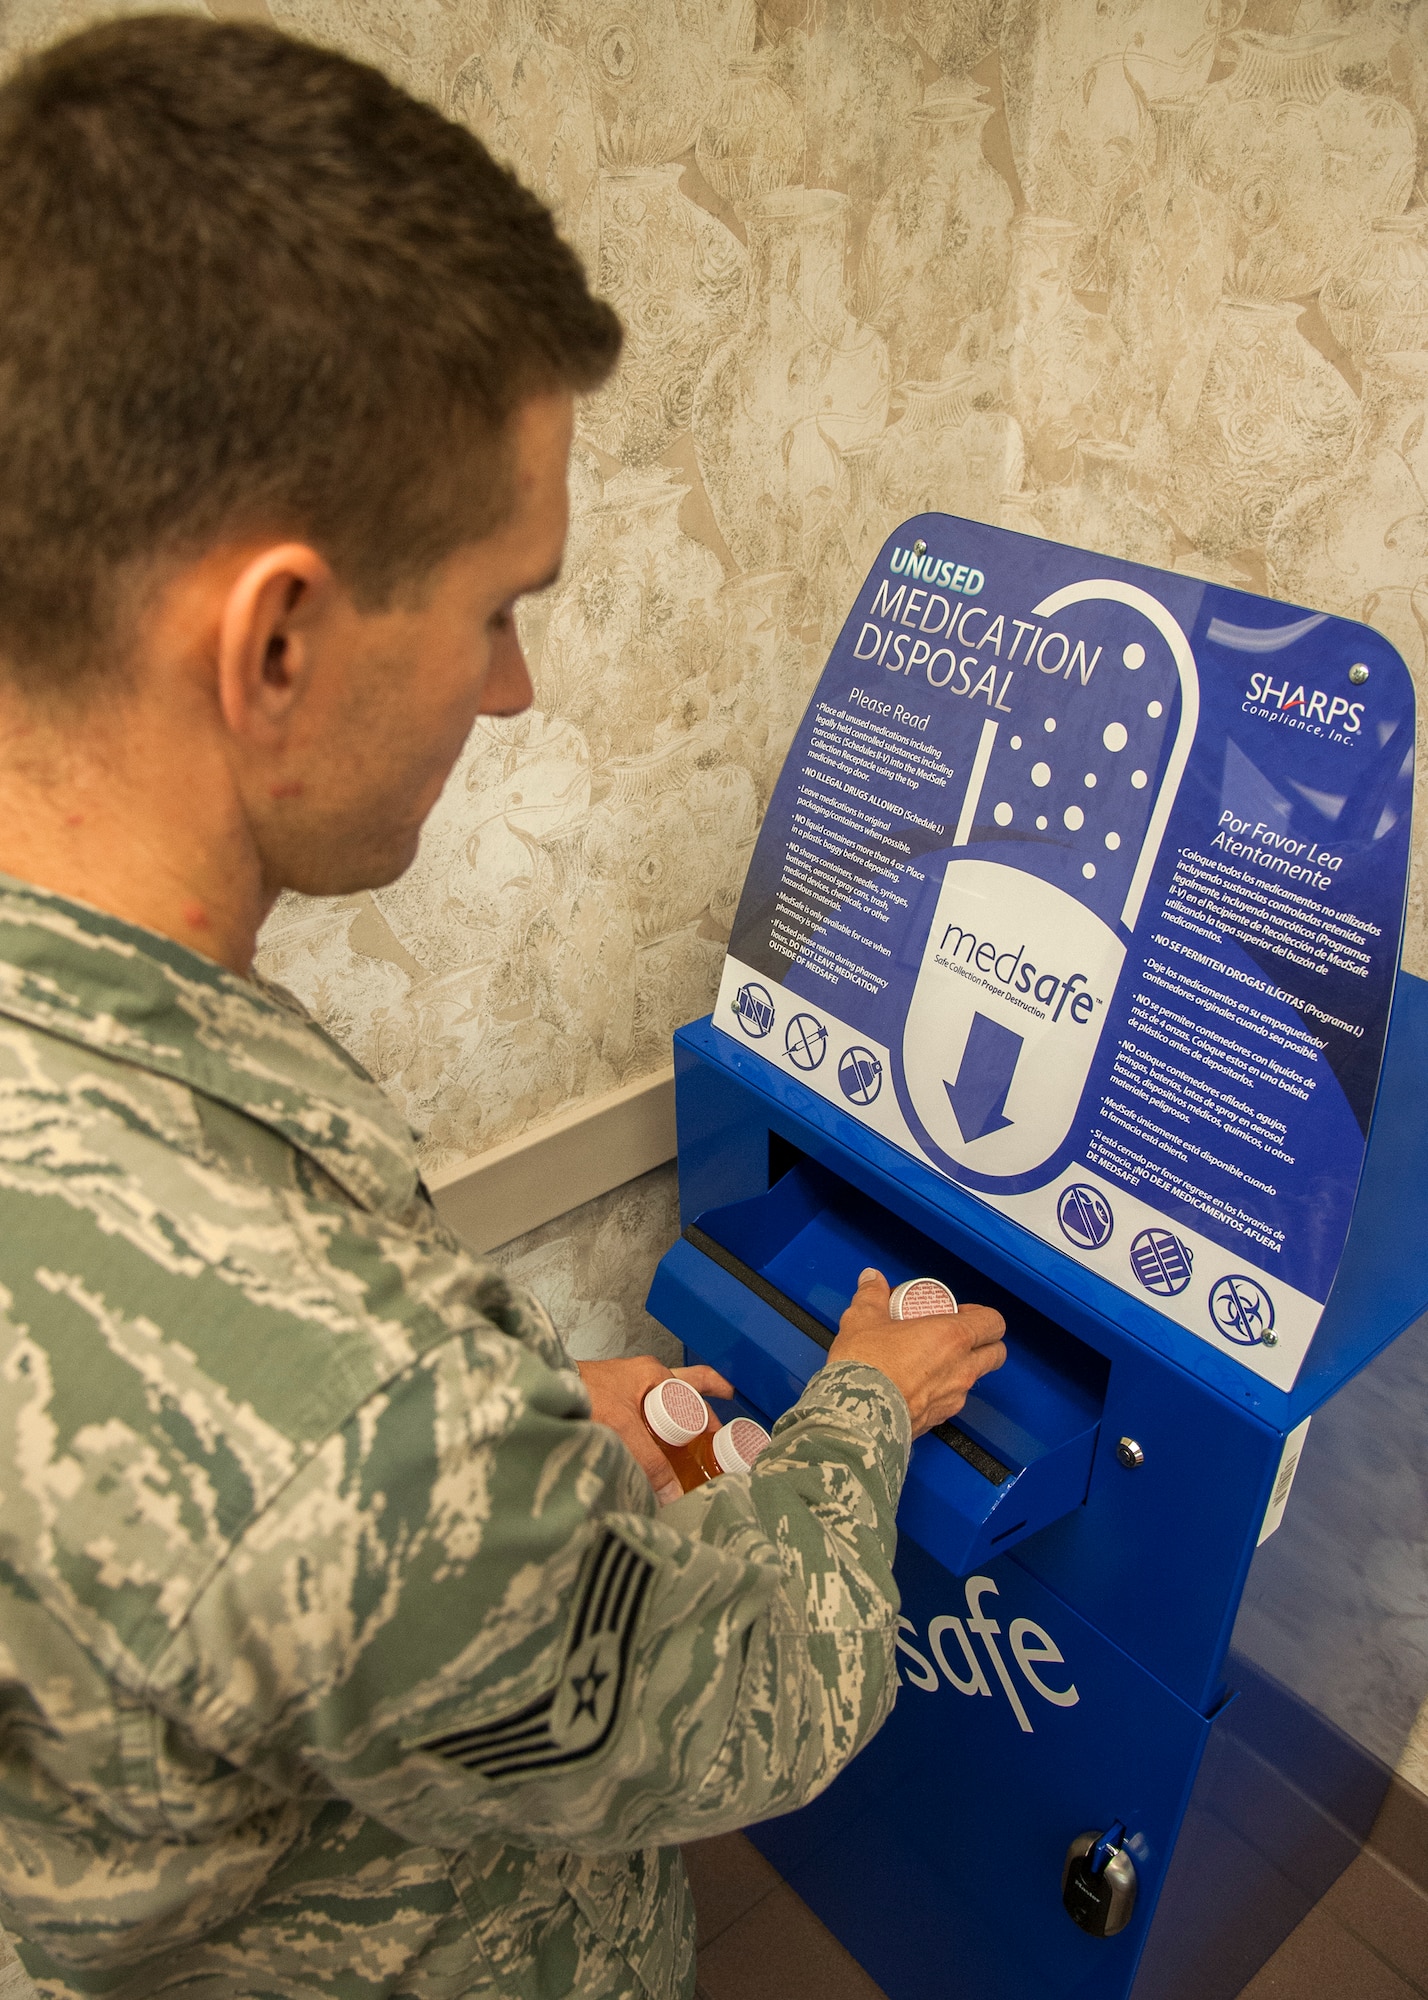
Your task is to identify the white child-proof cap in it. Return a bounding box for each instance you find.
[643,1378,711,1446]
[889,1276,959,1320]
[712,1417,772,1474]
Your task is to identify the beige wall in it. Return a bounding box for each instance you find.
[4,4,1422,1183]
[225,0,1428,1191]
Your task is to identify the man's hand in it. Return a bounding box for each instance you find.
[828,1269,1006,1437]
[577,1356,734,1505]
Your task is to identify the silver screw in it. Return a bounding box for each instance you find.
[1261,1331,1278,1347]
[1349,663,1369,685]
[1116,1437,1145,1470]
[913,538,927,555]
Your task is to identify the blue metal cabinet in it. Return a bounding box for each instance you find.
[754,1539,1211,2000]
[646,974,1428,1998]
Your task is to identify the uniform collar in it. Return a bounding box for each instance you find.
[0,876,419,1215]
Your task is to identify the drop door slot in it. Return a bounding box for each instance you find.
[650,1155,1108,1573]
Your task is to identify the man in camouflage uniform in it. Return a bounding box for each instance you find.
[0,19,1006,2000]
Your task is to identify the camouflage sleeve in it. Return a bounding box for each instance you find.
[150,1322,911,1853]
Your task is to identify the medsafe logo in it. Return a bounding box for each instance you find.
[903,858,1128,1181]
[894,1574,1079,1734]
[936,921,1103,1026]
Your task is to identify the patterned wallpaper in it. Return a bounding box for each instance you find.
[491,1161,684,1362]
[205,0,1428,1191]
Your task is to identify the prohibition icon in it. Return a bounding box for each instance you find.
[732,982,775,1038]
[785,1012,829,1071]
[1209,1274,1276,1346]
[1129,1227,1194,1297]
[839,1045,883,1105]
[1057,1184,1114,1251]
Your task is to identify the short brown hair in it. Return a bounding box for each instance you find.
[0,14,621,689]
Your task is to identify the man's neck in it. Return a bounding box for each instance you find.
[0,697,269,974]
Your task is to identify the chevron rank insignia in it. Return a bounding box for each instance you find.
[418,1530,654,1779]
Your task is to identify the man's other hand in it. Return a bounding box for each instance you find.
[577,1356,734,1505]
[828,1269,1007,1437]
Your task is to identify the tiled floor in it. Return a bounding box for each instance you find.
[688,1834,885,2000]
[1237,1844,1428,2000]
[687,1832,1428,2000]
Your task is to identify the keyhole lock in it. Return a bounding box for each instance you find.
[1062,1824,1138,1937]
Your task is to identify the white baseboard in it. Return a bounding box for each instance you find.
[426,1065,677,1254]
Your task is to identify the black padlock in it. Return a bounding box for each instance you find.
[1062,1825,1137,1937]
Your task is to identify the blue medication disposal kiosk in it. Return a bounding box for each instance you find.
[647,515,1427,1999]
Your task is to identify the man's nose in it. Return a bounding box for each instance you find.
[478,621,535,718]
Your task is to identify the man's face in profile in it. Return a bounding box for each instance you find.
[250,390,573,903]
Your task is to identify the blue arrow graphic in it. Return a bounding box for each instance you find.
[945,1013,1023,1142]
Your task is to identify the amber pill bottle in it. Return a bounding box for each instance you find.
[709,1415,773,1475]
[642,1378,716,1494]
[642,1382,773,1494]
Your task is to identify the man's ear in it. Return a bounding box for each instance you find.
[215,544,338,743]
